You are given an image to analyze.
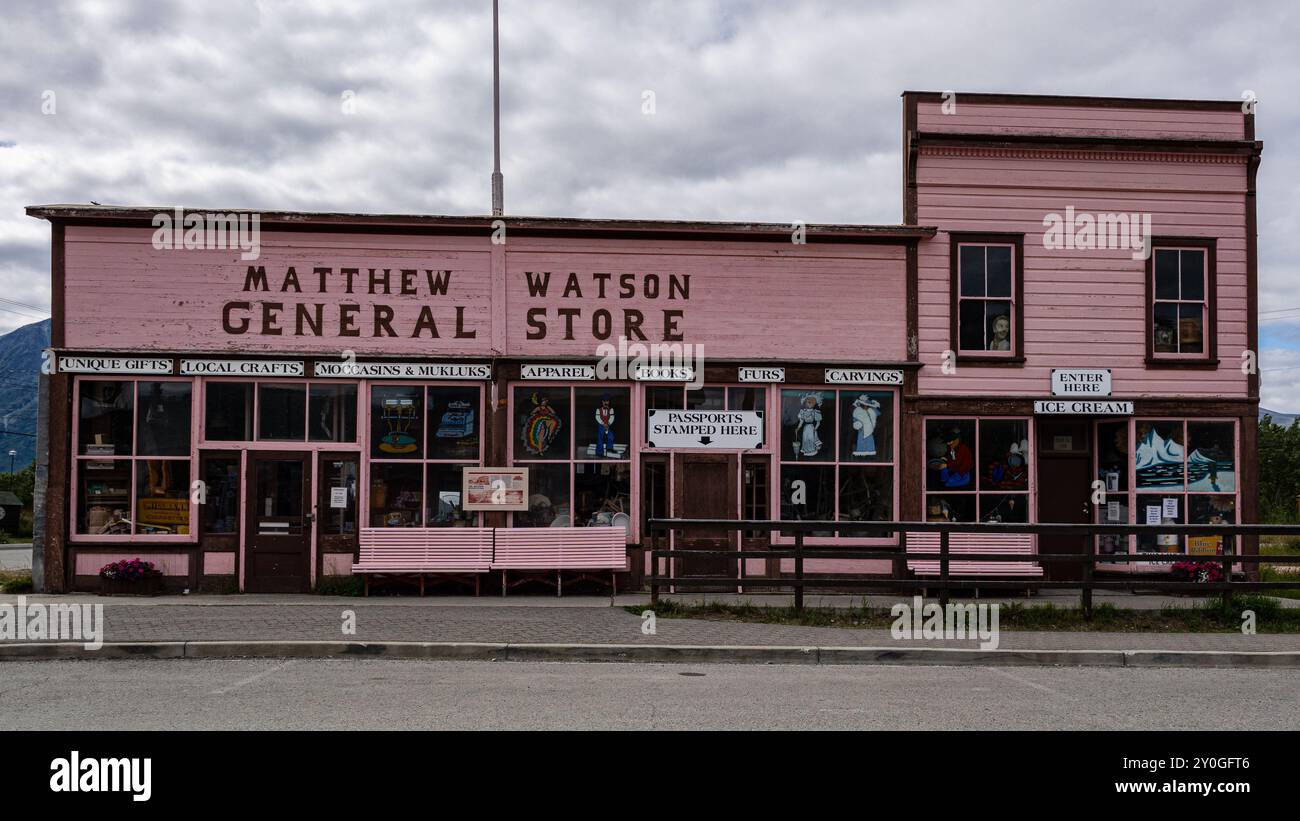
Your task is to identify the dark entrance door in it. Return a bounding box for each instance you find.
[1036,421,1092,582]
[246,452,311,593]
[672,452,738,586]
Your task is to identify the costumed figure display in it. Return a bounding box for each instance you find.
[989,314,1011,351]
[594,394,617,457]
[850,395,881,457]
[793,393,823,458]
[928,426,973,489]
[523,393,562,456]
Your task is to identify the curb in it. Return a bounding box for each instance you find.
[3,640,1300,668]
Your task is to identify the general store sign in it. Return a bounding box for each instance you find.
[57,356,172,375]
[646,409,764,449]
[1051,368,1112,397]
[1034,400,1133,415]
[312,362,491,379]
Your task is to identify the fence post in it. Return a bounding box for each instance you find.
[1081,543,1093,620]
[649,524,659,607]
[1221,532,1234,610]
[794,530,805,614]
[939,529,950,609]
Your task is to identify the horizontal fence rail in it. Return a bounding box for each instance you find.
[644,519,1300,616]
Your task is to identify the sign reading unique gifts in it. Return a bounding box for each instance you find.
[58,356,172,375]
[1051,368,1112,396]
[646,409,764,449]
[463,468,529,511]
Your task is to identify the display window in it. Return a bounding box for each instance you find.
[73,378,196,540]
[511,384,632,534]
[367,383,484,527]
[201,380,357,444]
[923,417,1031,523]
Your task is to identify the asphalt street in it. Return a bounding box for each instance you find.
[3,658,1298,730]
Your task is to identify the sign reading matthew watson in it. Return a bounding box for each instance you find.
[646,410,764,449]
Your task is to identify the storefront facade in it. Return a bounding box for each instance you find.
[28,90,1261,592]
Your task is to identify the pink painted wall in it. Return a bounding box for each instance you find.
[916,145,1250,397]
[203,552,236,575]
[62,228,909,362]
[76,552,190,576]
[916,100,1246,140]
[322,554,353,576]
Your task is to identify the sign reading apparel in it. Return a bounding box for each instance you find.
[646,409,764,449]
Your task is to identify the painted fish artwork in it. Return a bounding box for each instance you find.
[1135,426,1184,488]
[523,393,562,456]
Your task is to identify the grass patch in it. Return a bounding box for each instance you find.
[315,575,364,597]
[0,570,33,594]
[629,593,1300,633]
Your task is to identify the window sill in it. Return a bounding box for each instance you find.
[1144,358,1220,370]
[953,355,1026,366]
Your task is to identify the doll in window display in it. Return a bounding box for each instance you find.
[594,394,617,457]
[928,426,973,488]
[989,314,1011,351]
[523,393,562,456]
[985,439,1029,489]
[793,393,823,458]
[850,395,881,457]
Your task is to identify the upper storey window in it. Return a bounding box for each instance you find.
[950,234,1023,363]
[1148,241,1215,364]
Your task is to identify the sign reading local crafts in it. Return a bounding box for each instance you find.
[1033,400,1133,415]
[520,363,595,380]
[738,367,785,383]
[312,361,491,379]
[824,368,904,385]
[180,359,304,376]
[57,356,172,375]
[1051,368,1112,396]
[646,409,764,449]
[462,467,529,511]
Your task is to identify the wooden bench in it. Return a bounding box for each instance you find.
[905,533,1043,578]
[354,527,494,595]
[492,527,628,596]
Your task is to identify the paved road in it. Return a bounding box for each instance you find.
[2,658,1298,730]
[0,545,31,571]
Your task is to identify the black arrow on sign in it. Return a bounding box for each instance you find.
[698,436,713,445]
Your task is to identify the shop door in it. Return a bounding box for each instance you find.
[672,452,738,586]
[246,452,312,593]
[1036,421,1091,582]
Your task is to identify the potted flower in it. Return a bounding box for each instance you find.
[99,558,164,596]
[1171,560,1225,584]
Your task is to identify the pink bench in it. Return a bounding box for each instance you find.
[492,527,628,596]
[354,528,494,595]
[906,532,1043,578]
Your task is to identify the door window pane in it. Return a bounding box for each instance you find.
[78,380,134,456]
[781,390,834,462]
[258,384,306,441]
[428,386,481,460]
[202,457,240,534]
[321,458,358,536]
[309,384,357,443]
[135,460,191,535]
[369,462,422,527]
[514,387,569,460]
[515,463,570,527]
[205,382,253,441]
[371,385,424,458]
[573,387,629,460]
[136,381,192,456]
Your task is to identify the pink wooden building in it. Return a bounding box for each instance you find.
[26,91,1261,593]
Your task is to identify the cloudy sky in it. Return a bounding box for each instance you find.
[2,0,1297,408]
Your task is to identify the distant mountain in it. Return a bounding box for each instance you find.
[0,319,49,469]
[1260,408,1299,427]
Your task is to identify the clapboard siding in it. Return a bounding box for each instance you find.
[916,101,1246,140]
[915,139,1250,397]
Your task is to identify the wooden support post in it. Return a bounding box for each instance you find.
[1082,547,1093,620]
[939,529,950,609]
[794,531,805,614]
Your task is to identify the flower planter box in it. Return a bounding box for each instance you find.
[98,573,164,596]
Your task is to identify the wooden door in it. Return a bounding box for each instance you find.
[1036,421,1091,582]
[672,452,738,584]
[246,452,311,593]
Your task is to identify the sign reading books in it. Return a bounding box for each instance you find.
[463,467,529,511]
[646,410,764,449]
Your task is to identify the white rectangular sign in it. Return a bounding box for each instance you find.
[1033,400,1133,415]
[1051,368,1112,397]
[646,409,764,449]
[313,361,491,379]
[521,363,595,380]
[824,368,904,385]
[738,367,785,383]
[633,365,696,382]
[329,487,349,509]
[58,356,172,375]
[181,359,304,376]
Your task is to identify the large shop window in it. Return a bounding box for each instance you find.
[368,385,483,527]
[202,381,357,443]
[1148,243,1215,361]
[924,418,1030,523]
[1095,419,1237,556]
[950,234,1023,361]
[512,385,632,531]
[76,379,193,537]
[779,389,896,537]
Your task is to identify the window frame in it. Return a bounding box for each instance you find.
[365,380,486,529]
[198,377,361,447]
[921,415,1035,525]
[70,375,198,543]
[1145,237,1217,367]
[948,232,1025,364]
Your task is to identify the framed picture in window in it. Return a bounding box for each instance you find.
[463,467,530,511]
